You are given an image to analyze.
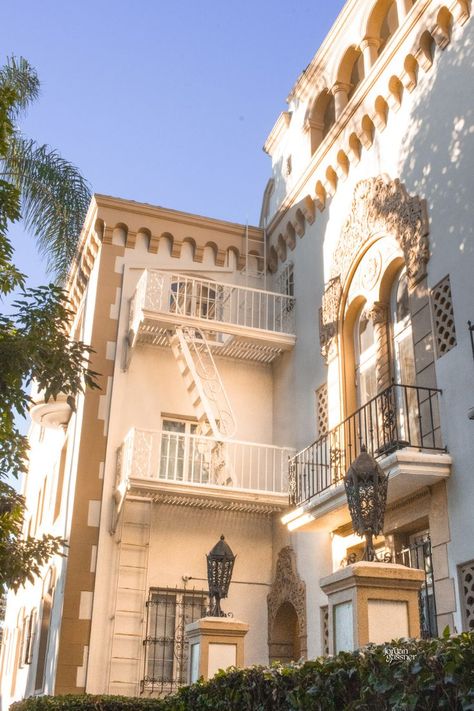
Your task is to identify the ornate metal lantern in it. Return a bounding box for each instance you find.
[344,445,389,562]
[206,535,236,617]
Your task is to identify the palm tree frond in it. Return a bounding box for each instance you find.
[2,135,92,278]
[0,57,40,118]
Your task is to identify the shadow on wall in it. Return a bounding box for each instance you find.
[398,21,474,264]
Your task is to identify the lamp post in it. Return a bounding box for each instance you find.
[206,535,236,617]
[344,445,389,561]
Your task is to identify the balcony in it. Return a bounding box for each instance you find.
[127,270,296,363]
[115,428,295,515]
[285,384,452,532]
[29,381,74,429]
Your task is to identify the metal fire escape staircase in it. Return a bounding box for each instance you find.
[167,324,237,486]
[160,281,235,485]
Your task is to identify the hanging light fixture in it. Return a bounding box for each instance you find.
[206,535,236,617]
[344,445,389,561]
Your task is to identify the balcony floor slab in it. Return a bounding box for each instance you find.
[284,448,452,532]
[131,312,295,364]
[127,477,289,514]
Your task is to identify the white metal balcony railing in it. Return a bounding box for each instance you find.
[129,270,296,340]
[116,429,294,496]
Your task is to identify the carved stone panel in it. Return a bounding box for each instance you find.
[319,276,342,362]
[267,547,307,660]
[330,177,429,288]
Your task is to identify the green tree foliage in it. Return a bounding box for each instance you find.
[0,57,97,592]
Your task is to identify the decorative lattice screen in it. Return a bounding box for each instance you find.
[316,384,328,437]
[460,561,474,632]
[321,606,329,655]
[431,275,457,357]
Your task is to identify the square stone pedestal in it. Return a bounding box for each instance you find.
[320,562,425,654]
[185,617,249,683]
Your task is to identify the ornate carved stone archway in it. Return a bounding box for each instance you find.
[267,546,307,661]
[319,176,429,361]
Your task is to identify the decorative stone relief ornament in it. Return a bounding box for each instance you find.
[360,249,382,291]
[267,546,307,658]
[330,177,429,288]
[319,276,342,362]
[368,300,388,325]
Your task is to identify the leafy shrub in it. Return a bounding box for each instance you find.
[11,632,474,711]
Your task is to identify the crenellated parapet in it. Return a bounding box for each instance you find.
[65,194,263,312]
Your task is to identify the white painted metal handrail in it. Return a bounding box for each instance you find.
[117,428,294,494]
[130,270,296,336]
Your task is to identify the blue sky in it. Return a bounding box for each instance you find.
[1,0,346,285]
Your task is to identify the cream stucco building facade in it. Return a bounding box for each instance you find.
[1,0,474,706]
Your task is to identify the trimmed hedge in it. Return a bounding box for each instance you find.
[11,632,474,711]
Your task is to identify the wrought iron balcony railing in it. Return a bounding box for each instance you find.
[129,270,296,340]
[289,383,445,507]
[117,428,294,496]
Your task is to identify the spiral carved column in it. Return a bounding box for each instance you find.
[368,301,391,392]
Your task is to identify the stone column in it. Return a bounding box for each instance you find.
[320,562,425,654]
[368,301,391,393]
[185,617,249,683]
[331,82,351,119]
[396,0,413,22]
[360,37,380,74]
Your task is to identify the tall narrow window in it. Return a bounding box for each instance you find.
[54,441,68,522]
[35,572,54,691]
[24,609,37,665]
[391,268,417,443]
[354,307,377,406]
[391,268,415,385]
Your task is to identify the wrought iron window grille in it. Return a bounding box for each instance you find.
[141,586,208,696]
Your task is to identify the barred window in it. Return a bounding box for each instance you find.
[142,587,207,695]
[277,263,294,298]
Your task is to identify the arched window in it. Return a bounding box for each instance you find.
[390,267,415,385]
[354,307,377,406]
[379,1,399,56]
[308,90,336,155]
[323,94,336,138]
[367,0,400,59]
[348,51,365,99]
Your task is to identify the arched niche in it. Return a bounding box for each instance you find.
[269,602,301,664]
[267,547,307,662]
